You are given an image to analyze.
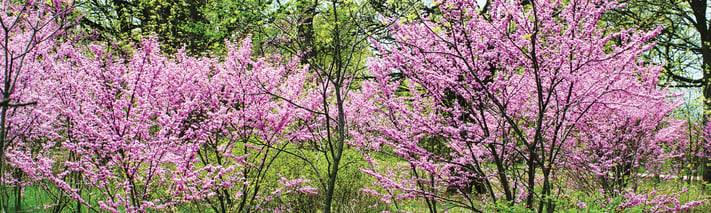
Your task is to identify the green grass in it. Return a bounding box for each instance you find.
[5,152,711,213]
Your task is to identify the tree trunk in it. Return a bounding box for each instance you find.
[690,0,711,184]
[297,0,318,65]
[0,97,8,212]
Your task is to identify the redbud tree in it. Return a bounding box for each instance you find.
[358,0,695,212]
[10,38,222,212]
[4,22,316,212]
[0,0,76,211]
[0,1,349,209]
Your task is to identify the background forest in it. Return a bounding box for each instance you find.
[0,0,711,212]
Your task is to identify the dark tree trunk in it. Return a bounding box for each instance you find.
[689,0,711,184]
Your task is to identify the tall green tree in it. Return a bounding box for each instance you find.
[269,1,373,212]
[257,0,411,212]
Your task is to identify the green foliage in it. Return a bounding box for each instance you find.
[491,200,537,213]
[189,0,288,55]
[265,145,387,212]
[78,0,287,55]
